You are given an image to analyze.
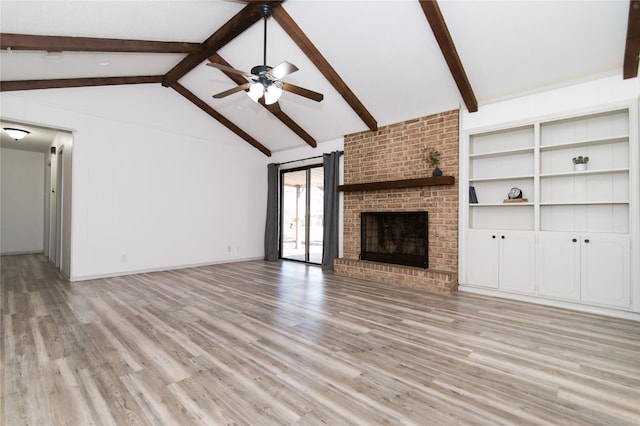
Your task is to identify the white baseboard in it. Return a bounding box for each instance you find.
[1,250,44,256]
[68,257,263,282]
[459,285,640,322]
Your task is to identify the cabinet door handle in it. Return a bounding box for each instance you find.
[501,235,505,239]
[492,235,496,239]
[572,238,577,242]
[584,239,590,243]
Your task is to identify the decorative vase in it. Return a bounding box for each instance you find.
[574,163,587,171]
[432,167,443,177]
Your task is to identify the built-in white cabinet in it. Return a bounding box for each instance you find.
[580,234,630,308]
[461,106,636,314]
[537,233,630,308]
[467,230,535,293]
[537,233,581,300]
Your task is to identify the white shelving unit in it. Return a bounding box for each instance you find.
[468,125,535,232]
[461,106,636,314]
[539,109,629,236]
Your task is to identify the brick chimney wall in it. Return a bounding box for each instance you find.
[334,109,459,293]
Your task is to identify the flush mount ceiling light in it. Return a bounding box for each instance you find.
[3,127,30,141]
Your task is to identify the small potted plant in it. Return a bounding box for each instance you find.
[423,147,442,176]
[572,155,589,171]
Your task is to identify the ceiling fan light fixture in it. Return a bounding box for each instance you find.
[3,127,30,140]
[264,84,282,105]
[247,82,264,102]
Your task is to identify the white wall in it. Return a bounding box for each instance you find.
[0,148,46,254]
[1,85,271,279]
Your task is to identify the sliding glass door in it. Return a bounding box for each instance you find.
[280,165,324,264]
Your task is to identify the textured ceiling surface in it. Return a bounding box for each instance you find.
[0,0,632,155]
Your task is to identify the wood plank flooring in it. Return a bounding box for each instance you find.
[2,254,639,425]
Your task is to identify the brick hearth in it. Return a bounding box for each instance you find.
[334,109,459,293]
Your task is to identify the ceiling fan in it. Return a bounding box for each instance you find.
[207,4,323,106]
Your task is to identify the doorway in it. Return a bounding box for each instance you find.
[280,165,324,264]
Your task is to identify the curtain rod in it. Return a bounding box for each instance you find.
[276,150,343,166]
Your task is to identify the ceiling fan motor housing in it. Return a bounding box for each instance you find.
[251,65,271,76]
[251,64,278,88]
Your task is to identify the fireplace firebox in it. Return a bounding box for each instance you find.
[360,212,428,268]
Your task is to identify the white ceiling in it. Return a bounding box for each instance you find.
[0,0,632,155]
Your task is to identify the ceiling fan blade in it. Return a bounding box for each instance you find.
[212,82,251,99]
[281,83,324,102]
[207,62,253,78]
[268,61,299,80]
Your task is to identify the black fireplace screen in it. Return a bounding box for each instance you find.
[360,212,428,268]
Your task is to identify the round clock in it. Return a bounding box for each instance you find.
[508,187,523,199]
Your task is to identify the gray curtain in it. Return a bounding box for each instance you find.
[264,163,279,261]
[322,151,341,270]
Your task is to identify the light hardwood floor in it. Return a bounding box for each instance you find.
[2,254,639,425]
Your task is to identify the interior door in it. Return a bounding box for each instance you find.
[280,165,324,264]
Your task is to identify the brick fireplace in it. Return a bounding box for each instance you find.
[334,109,459,294]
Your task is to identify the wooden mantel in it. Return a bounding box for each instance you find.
[337,175,455,192]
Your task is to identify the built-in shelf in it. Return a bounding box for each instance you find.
[539,135,628,152]
[469,174,534,183]
[470,203,534,207]
[463,105,635,314]
[539,168,629,178]
[337,176,455,192]
[469,147,534,159]
[539,201,629,206]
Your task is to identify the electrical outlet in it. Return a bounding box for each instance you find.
[121,254,128,262]
[227,245,232,252]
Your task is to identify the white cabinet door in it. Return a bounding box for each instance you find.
[466,230,499,288]
[466,230,534,292]
[581,235,630,308]
[537,233,581,300]
[499,232,535,293]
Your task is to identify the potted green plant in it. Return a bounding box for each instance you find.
[423,147,442,176]
[572,155,589,171]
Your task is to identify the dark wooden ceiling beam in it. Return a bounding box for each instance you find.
[419,0,478,113]
[208,53,317,148]
[0,33,201,53]
[271,7,378,131]
[623,0,640,79]
[0,76,164,92]
[163,2,282,88]
[171,82,271,157]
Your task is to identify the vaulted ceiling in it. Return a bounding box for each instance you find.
[1,1,638,156]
